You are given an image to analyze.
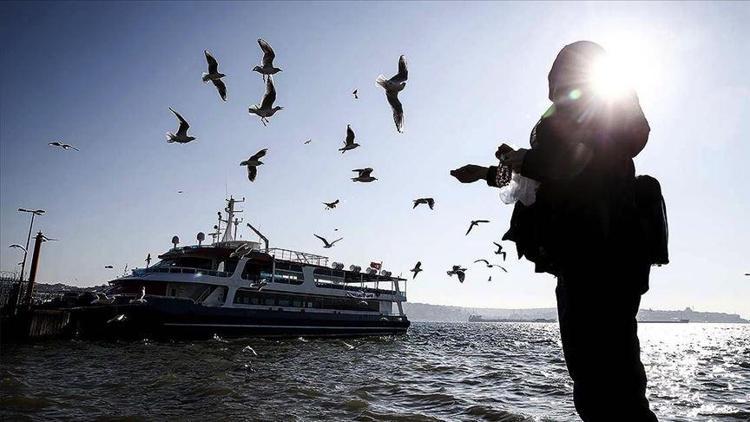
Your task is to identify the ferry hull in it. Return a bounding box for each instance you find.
[70,297,410,339]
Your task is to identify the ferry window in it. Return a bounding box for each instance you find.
[264,298,275,306]
[278,299,290,307]
[251,297,260,305]
[293,300,302,307]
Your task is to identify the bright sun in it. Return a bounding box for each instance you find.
[588,34,659,100]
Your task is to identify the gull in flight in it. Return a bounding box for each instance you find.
[314,234,342,249]
[410,261,423,279]
[493,242,507,261]
[323,200,339,210]
[376,55,408,133]
[474,259,508,272]
[252,38,282,80]
[339,125,360,153]
[351,168,377,183]
[48,141,79,151]
[166,108,196,143]
[104,265,114,269]
[202,50,227,101]
[352,89,358,99]
[412,198,435,210]
[466,219,490,236]
[240,149,267,182]
[446,265,467,283]
[304,139,312,144]
[8,244,26,253]
[248,76,283,126]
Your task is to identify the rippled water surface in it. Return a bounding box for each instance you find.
[2,322,748,421]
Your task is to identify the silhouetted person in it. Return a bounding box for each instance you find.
[453,41,659,421]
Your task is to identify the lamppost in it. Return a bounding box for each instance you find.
[17,208,45,281]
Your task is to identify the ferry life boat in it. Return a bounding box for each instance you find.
[71,198,410,339]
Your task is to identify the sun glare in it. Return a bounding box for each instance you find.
[588,33,660,101]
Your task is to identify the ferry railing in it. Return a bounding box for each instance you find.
[265,248,328,267]
[139,266,232,278]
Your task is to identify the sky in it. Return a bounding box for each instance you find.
[1,2,748,317]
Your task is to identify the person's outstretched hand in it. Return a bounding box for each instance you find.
[450,165,488,183]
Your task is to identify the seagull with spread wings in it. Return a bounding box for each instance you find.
[446,265,467,283]
[248,77,283,126]
[314,234,342,249]
[166,108,196,143]
[252,38,282,80]
[8,244,26,253]
[240,149,267,182]
[410,261,423,279]
[376,55,408,133]
[413,198,435,210]
[465,219,490,235]
[493,242,507,261]
[475,259,508,272]
[339,125,360,153]
[351,168,377,183]
[323,200,340,210]
[48,141,79,151]
[202,50,227,101]
[352,89,358,99]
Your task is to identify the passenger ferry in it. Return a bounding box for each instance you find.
[72,197,410,338]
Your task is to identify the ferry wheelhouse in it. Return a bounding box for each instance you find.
[72,198,409,338]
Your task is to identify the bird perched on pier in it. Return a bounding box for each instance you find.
[166,108,196,143]
[446,265,467,283]
[202,50,227,101]
[8,244,26,252]
[48,141,79,151]
[323,200,339,210]
[376,55,408,133]
[351,168,377,183]
[465,219,490,235]
[339,125,360,153]
[493,242,507,261]
[314,234,342,248]
[412,198,435,210]
[240,148,267,182]
[410,261,423,279]
[248,77,283,126]
[252,38,282,80]
[352,89,358,99]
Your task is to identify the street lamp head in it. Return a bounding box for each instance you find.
[18,208,45,215]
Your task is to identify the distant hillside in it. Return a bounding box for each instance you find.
[404,302,748,323]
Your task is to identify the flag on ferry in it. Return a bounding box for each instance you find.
[370,262,382,270]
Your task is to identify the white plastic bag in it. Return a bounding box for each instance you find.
[499,172,540,206]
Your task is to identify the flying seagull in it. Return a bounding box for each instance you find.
[48,141,79,151]
[240,148,268,182]
[339,125,360,153]
[248,76,283,126]
[410,261,423,279]
[145,253,151,267]
[314,234,342,249]
[304,139,312,144]
[202,50,227,101]
[104,265,114,269]
[474,258,508,272]
[352,89,358,99]
[466,219,490,236]
[446,265,467,283]
[488,276,492,282]
[323,200,340,210]
[177,190,184,194]
[412,198,435,210]
[166,108,196,143]
[376,55,408,133]
[8,244,26,252]
[252,38,282,80]
[493,242,507,261]
[351,168,377,183]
